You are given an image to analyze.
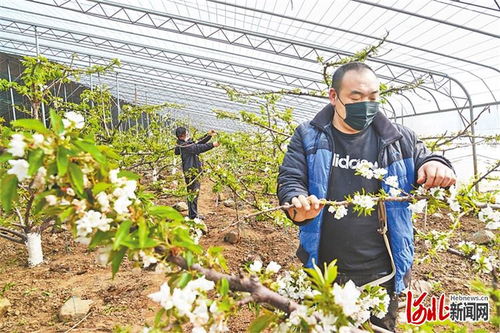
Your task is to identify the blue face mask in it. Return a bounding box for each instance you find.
[337,96,379,130]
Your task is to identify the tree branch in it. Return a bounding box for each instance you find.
[0,226,27,244]
[167,254,297,314]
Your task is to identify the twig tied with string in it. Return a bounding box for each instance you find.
[221,195,426,233]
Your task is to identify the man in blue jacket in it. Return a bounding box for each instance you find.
[174,127,219,219]
[277,62,455,331]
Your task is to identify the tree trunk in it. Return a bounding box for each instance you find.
[26,232,43,267]
[152,166,159,182]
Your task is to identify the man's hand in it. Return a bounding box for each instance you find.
[208,130,217,136]
[213,141,220,147]
[286,195,324,223]
[417,161,456,188]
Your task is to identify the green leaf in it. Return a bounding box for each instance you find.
[1,174,18,212]
[154,308,165,326]
[324,260,338,286]
[138,219,148,248]
[111,246,127,277]
[89,230,113,249]
[184,251,194,268]
[176,272,192,289]
[32,192,49,216]
[68,162,84,195]
[0,153,13,163]
[117,170,140,180]
[249,313,277,333]
[148,205,183,221]
[74,140,106,164]
[27,149,44,176]
[98,145,121,160]
[11,118,51,134]
[56,147,69,176]
[113,220,132,251]
[49,109,64,135]
[59,206,75,222]
[92,182,111,195]
[219,278,229,297]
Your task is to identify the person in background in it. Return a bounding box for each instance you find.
[277,62,455,331]
[174,127,219,220]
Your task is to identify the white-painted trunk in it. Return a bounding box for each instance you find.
[152,166,159,182]
[26,232,43,267]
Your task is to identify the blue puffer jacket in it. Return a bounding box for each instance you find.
[277,104,453,293]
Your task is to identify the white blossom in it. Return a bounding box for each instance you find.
[188,301,210,329]
[32,133,45,146]
[486,222,500,230]
[415,186,428,196]
[33,166,47,190]
[478,206,500,224]
[7,159,29,181]
[373,168,388,180]
[408,199,427,214]
[72,198,87,213]
[75,210,112,238]
[187,276,215,292]
[96,192,111,212]
[352,195,376,209]
[7,134,26,157]
[171,287,197,316]
[332,280,361,316]
[66,187,75,196]
[289,305,309,326]
[430,187,445,200]
[265,261,281,274]
[113,196,132,215]
[389,188,402,197]
[329,205,348,219]
[62,111,85,129]
[109,169,120,184]
[471,254,494,273]
[45,194,58,206]
[249,260,263,273]
[355,161,374,179]
[384,176,399,188]
[148,282,174,310]
[448,199,461,212]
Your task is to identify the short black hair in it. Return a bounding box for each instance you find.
[331,62,376,92]
[175,127,187,138]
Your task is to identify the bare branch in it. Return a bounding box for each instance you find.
[166,254,298,314]
[0,226,27,244]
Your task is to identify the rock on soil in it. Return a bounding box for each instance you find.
[58,296,93,321]
[470,230,495,244]
[0,298,11,316]
[173,201,188,212]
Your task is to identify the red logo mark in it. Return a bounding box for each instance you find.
[406,291,450,325]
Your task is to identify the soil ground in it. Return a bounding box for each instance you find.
[0,181,496,332]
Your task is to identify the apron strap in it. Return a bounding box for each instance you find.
[360,201,396,288]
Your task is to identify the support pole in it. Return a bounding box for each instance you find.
[35,26,46,126]
[7,61,16,121]
[116,73,121,131]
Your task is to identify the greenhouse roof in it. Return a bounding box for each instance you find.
[0,0,498,132]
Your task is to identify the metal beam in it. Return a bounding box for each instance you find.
[207,0,500,74]
[352,0,500,39]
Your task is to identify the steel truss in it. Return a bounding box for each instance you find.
[1,0,498,177]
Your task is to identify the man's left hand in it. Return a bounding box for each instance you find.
[417,161,456,188]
